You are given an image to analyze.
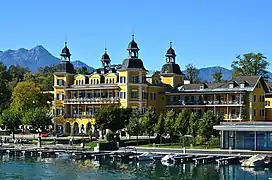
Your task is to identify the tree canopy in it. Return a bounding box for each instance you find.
[10,81,47,112]
[0,108,21,138]
[185,64,200,83]
[231,53,269,78]
[95,106,132,133]
[22,107,53,130]
[212,71,223,83]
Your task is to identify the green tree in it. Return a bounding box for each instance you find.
[189,112,199,140]
[141,106,157,144]
[33,65,56,91]
[164,109,176,144]
[0,62,11,112]
[95,106,132,133]
[154,112,165,144]
[8,65,30,89]
[0,108,22,139]
[231,53,269,78]
[10,81,47,112]
[76,67,90,75]
[175,110,190,136]
[212,71,223,83]
[185,64,200,83]
[22,107,53,131]
[126,112,143,145]
[198,111,221,142]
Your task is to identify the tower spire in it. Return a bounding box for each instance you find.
[170,41,172,48]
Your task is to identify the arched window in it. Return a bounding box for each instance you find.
[81,80,84,84]
[106,79,108,84]
[112,78,114,84]
[96,79,99,84]
[90,79,93,84]
[109,78,112,84]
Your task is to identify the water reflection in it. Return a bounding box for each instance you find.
[0,156,272,180]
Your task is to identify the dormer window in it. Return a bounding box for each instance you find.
[240,83,245,88]
[229,83,234,88]
[200,85,204,90]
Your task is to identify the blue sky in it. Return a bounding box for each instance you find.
[0,0,271,71]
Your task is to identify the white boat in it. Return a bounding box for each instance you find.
[136,152,158,161]
[241,154,267,167]
[161,153,184,164]
[161,153,176,164]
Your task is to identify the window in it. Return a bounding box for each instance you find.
[57,93,63,100]
[200,85,204,90]
[260,110,262,116]
[266,101,271,106]
[142,92,148,99]
[254,109,256,116]
[57,79,64,86]
[96,79,99,84]
[90,79,93,84]
[229,83,233,88]
[120,76,126,83]
[132,76,139,83]
[254,95,256,102]
[120,92,126,99]
[142,76,146,83]
[106,79,108,84]
[56,108,63,115]
[240,83,245,88]
[151,93,156,100]
[131,91,138,98]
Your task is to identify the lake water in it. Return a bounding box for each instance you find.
[0,156,271,180]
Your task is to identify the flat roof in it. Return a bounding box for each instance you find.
[214,122,272,131]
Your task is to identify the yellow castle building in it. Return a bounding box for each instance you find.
[53,37,270,135]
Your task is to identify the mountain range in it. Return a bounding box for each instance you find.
[0,45,269,82]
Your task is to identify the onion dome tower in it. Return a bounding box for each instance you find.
[160,42,183,75]
[101,48,111,68]
[55,41,75,74]
[121,35,146,70]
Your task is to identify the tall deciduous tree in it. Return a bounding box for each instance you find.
[126,112,143,144]
[0,108,21,139]
[154,112,165,144]
[175,110,190,136]
[22,107,53,131]
[0,62,11,112]
[189,112,199,139]
[141,106,157,144]
[10,81,47,112]
[95,106,132,133]
[231,53,269,78]
[164,109,177,144]
[198,111,222,142]
[212,71,223,83]
[185,64,200,83]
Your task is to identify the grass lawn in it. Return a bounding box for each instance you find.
[139,144,219,149]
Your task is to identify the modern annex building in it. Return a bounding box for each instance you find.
[53,37,270,144]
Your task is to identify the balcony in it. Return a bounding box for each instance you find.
[167,99,245,107]
[64,97,120,104]
[224,114,244,121]
[204,100,245,106]
[64,114,95,118]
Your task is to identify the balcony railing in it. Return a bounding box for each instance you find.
[167,100,244,106]
[64,114,95,118]
[64,97,120,104]
[224,114,243,120]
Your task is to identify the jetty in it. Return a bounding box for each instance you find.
[0,145,258,167]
